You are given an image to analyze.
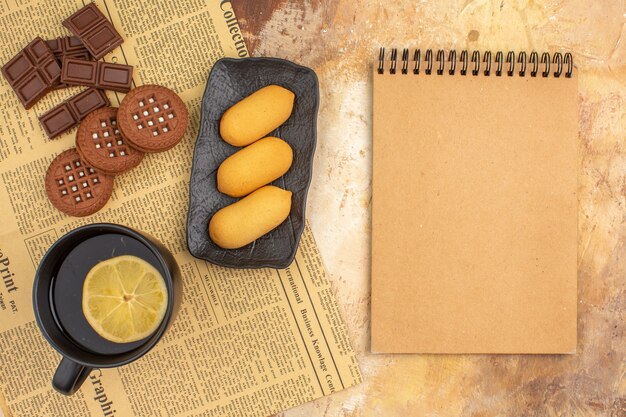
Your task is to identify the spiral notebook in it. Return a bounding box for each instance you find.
[371,48,578,354]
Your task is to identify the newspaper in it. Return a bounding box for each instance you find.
[0,1,362,416]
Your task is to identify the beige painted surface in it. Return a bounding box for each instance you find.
[235,0,625,416]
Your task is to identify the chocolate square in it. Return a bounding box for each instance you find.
[98,62,132,91]
[2,52,34,83]
[65,36,85,52]
[63,58,97,84]
[40,57,62,84]
[66,4,101,36]
[83,24,121,57]
[46,38,62,54]
[15,71,47,108]
[28,38,50,63]
[69,88,109,120]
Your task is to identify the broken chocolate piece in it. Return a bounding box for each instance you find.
[39,88,110,138]
[62,3,123,60]
[61,57,132,92]
[1,37,61,108]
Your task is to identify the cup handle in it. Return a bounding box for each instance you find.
[52,357,92,395]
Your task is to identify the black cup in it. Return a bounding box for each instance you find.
[33,223,181,395]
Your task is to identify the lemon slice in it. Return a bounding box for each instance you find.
[82,255,168,343]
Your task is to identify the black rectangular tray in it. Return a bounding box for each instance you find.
[186,57,319,269]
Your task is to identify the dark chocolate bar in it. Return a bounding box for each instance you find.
[61,57,132,92]
[1,37,61,109]
[47,36,92,90]
[63,3,123,60]
[39,88,109,138]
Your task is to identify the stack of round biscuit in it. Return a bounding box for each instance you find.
[46,85,189,217]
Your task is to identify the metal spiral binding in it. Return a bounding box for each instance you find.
[529,52,539,77]
[390,48,398,74]
[518,52,527,76]
[401,48,409,74]
[378,48,574,78]
[460,50,468,75]
[436,50,445,75]
[506,51,515,76]
[471,51,480,75]
[425,49,433,75]
[483,51,492,76]
[448,50,456,75]
[413,49,421,74]
[495,51,503,76]
[377,47,385,74]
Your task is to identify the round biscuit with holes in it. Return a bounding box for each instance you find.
[117,85,189,153]
[76,107,144,175]
[45,148,115,217]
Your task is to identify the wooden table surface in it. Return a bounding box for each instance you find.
[232,1,625,416]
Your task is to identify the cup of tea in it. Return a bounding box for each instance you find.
[33,223,181,395]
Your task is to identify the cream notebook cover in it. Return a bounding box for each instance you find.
[371,48,578,354]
